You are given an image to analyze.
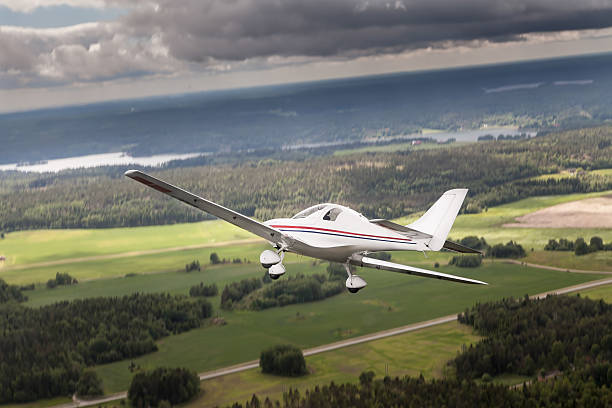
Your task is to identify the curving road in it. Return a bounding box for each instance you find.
[55,276,612,408]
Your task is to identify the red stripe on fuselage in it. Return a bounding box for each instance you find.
[270,225,412,242]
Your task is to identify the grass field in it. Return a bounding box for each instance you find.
[188,321,479,408]
[3,190,611,285]
[332,141,467,156]
[76,262,601,393]
[0,220,253,266]
[578,282,612,303]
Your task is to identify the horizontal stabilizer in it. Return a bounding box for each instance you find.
[349,254,487,285]
[443,240,483,255]
[369,219,433,240]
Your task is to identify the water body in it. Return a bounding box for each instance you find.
[0,152,206,173]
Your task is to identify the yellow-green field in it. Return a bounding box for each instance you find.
[188,321,479,408]
[578,282,612,303]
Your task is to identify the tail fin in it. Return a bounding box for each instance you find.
[407,189,468,251]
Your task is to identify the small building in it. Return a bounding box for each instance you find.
[0,256,6,261]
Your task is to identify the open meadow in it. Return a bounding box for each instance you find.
[189,320,480,408]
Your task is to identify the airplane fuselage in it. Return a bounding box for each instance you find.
[264,203,427,263]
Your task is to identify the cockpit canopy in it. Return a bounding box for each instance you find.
[292,203,364,221]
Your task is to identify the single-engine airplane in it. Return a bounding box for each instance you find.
[125,170,487,292]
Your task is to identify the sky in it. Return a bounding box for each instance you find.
[1,0,612,113]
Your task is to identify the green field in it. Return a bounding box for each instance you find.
[74,261,599,393]
[332,141,468,156]
[189,321,479,408]
[578,282,612,303]
[0,220,253,266]
[2,190,611,286]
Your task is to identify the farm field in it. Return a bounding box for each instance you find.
[80,262,600,393]
[189,320,480,408]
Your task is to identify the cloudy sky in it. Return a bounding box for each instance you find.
[1,0,612,112]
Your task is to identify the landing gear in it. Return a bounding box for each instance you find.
[261,248,286,280]
[344,263,367,293]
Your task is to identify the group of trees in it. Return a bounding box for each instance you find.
[0,278,27,303]
[259,345,307,377]
[489,241,526,258]
[185,260,201,272]
[455,295,612,379]
[449,255,482,268]
[220,272,345,311]
[128,367,200,408]
[246,274,344,311]
[545,236,611,255]
[46,272,78,288]
[0,293,212,403]
[189,282,219,297]
[1,126,611,232]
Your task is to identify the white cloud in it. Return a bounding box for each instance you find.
[0,0,106,13]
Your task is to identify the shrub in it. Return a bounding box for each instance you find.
[209,252,220,264]
[189,282,218,297]
[47,272,78,288]
[76,371,103,398]
[128,367,199,408]
[449,255,482,268]
[489,241,526,258]
[185,260,201,272]
[259,345,307,377]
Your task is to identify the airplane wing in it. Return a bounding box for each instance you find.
[349,254,487,285]
[124,170,288,247]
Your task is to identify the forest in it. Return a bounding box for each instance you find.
[228,295,612,408]
[1,126,611,232]
[0,293,212,403]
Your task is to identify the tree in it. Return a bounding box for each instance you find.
[76,371,103,398]
[590,236,604,251]
[260,345,307,377]
[575,238,590,255]
[128,367,199,408]
[210,253,220,264]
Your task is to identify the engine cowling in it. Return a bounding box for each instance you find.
[345,275,367,293]
[268,263,286,280]
[260,250,281,268]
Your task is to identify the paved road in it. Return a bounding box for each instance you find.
[2,238,264,271]
[59,276,612,408]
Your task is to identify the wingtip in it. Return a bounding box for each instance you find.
[124,169,140,178]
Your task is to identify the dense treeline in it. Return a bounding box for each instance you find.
[220,278,263,310]
[259,345,307,377]
[1,126,611,231]
[455,295,612,379]
[545,236,612,255]
[128,367,200,408]
[0,278,27,303]
[0,294,212,403]
[231,368,612,408]
[449,255,482,267]
[489,241,526,258]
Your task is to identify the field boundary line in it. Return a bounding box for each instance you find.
[59,276,612,408]
[3,238,265,271]
[501,259,612,274]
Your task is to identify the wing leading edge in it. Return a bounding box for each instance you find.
[124,170,287,247]
[349,254,487,285]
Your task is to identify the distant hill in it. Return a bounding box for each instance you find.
[1,53,612,165]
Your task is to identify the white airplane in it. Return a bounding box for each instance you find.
[125,170,487,292]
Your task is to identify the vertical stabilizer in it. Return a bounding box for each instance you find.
[407,189,468,251]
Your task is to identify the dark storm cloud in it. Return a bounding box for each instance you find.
[2,0,612,87]
[123,0,612,62]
